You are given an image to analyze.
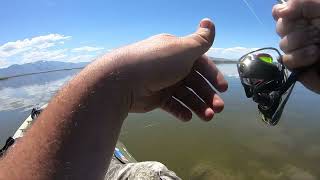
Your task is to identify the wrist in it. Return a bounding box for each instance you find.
[89,53,135,112]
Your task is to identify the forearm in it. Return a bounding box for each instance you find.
[0,55,132,180]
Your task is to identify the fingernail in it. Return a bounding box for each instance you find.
[205,108,214,121]
[200,18,212,29]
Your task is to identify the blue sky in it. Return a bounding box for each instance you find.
[0,0,281,68]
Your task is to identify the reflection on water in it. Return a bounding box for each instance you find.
[0,65,319,180]
[0,70,80,146]
[218,64,240,78]
[0,70,80,111]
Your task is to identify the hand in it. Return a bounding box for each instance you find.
[0,19,227,180]
[107,19,228,121]
[272,0,320,94]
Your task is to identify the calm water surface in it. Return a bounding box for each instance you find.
[0,65,319,180]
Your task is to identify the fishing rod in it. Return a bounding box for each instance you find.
[0,67,85,81]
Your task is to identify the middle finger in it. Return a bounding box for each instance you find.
[282,44,320,70]
[276,18,309,37]
[280,25,320,53]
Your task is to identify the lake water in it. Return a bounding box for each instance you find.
[0,64,320,180]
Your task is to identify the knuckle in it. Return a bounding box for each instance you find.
[284,45,320,69]
[194,34,212,48]
[305,44,319,58]
[282,26,318,53]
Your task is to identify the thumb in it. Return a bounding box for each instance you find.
[182,18,215,59]
[195,18,215,47]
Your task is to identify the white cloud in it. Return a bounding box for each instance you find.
[0,34,71,58]
[206,47,258,60]
[72,46,104,53]
[0,34,106,68]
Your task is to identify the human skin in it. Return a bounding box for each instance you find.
[273,0,320,94]
[0,19,228,180]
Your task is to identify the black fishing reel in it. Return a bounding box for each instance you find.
[237,47,298,126]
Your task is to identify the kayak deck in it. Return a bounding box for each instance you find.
[6,104,137,164]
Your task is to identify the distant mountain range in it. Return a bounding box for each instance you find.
[209,57,238,64]
[0,61,89,79]
[0,58,236,79]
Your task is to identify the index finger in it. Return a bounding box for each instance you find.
[272,4,287,20]
[274,0,320,20]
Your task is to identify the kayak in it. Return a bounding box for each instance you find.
[1,105,182,179]
[1,104,137,164]
[12,104,47,139]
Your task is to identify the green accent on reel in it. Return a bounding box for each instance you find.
[259,56,273,64]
